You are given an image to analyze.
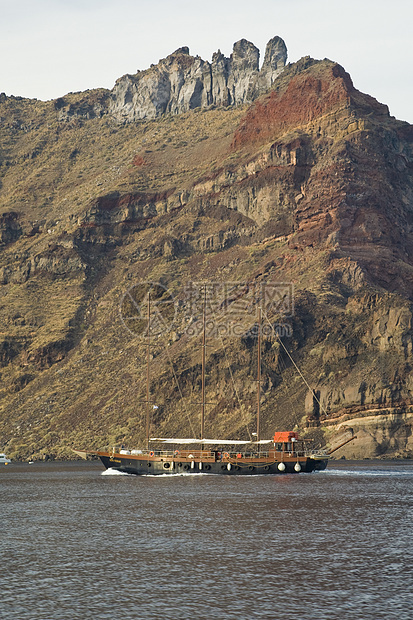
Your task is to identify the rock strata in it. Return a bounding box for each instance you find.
[3,49,413,460]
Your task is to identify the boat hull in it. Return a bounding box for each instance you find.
[98,453,328,476]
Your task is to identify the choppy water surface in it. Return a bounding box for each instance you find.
[2,460,413,620]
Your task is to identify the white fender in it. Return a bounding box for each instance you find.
[294,462,302,472]
[278,462,286,472]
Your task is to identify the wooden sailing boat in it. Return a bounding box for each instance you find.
[74,287,338,474]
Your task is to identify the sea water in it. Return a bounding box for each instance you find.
[1,460,413,620]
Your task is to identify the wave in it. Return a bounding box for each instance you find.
[101,468,133,476]
[324,467,413,477]
[100,468,213,477]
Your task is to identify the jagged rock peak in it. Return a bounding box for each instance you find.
[109,36,288,122]
[170,47,190,56]
[262,36,289,83]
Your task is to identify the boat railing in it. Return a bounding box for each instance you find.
[113,447,217,460]
[309,450,329,458]
[112,446,314,459]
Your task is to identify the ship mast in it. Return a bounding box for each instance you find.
[201,285,206,440]
[257,305,262,445]
[146,291,151,449]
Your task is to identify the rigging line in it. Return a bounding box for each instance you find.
[261,307,328,417]
[163,337,196,438]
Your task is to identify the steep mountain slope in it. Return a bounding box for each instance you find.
[1,48,413,460]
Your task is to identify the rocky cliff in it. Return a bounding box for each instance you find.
[56,36,287,123]
[1,40,413,461]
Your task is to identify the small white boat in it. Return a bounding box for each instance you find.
[0,452,11,465]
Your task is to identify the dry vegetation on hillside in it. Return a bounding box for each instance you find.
[1,59,413,460]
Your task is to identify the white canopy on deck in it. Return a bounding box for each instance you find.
[149,438,273,445]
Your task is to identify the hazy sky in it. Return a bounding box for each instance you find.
[1,0,412,123]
